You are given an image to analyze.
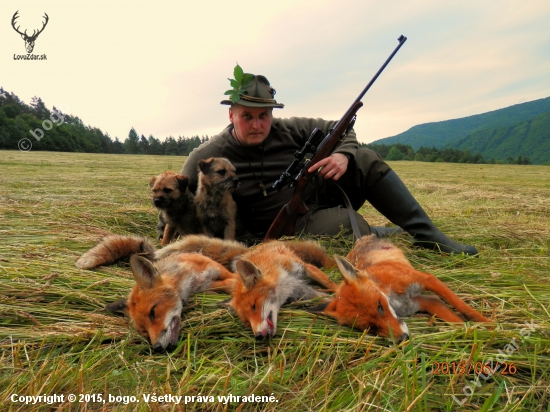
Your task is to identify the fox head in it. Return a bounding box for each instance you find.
[320,255,409,343]
[127,255,183,351]
[230,259,279,340]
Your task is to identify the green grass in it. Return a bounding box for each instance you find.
[1,151,549,411]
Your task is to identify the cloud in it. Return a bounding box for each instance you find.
[2,0,549,144]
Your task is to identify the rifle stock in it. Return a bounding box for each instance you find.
[266,179,310,238]
[264,35,407,241]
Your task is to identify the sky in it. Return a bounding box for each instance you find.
[1,0,549,144]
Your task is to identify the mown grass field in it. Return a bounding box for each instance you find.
[0,151,549,411]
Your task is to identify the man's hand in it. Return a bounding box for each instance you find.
[307,153,349,181]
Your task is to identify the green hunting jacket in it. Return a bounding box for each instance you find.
[181,117,358,235]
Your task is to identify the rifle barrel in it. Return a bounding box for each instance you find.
[265,35,407,240]
[315,35,407,155]
[347,35,407,114]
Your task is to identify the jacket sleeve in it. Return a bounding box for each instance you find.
[334,125,358,162]
[181,150,200,194]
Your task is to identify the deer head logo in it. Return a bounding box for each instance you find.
[11,11,49,54]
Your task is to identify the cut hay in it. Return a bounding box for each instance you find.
[1,151,548,411]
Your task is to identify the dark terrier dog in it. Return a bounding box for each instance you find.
[150,171,200,246]
[194,157,239,240]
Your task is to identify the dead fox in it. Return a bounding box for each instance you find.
[150,171,200,246]
[75,235,238,351]
[194,157,239,240]
[76,234,335,343]
[76,234,251,272]
[313,235,491,342]
[228,241,338,340]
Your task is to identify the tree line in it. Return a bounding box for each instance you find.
[0,88,208,155]
[360,142,532,165]
[0,88,535,164]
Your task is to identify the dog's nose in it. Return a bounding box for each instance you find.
[397,333,410,343]
[153,198,162,206]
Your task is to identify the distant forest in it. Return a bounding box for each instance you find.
[0,88,208,155]
[0,88,538,164]
[360,143,532,165]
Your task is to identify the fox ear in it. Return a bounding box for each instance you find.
[105,299,128,316]
[235,259,262,290]
[217,298,236,314]
[334,255,359,284]
[130,255,161,289]
[306,301,330,314]
[306,301,341,322]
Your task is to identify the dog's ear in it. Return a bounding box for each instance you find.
[149,176,157,188]
[198,158,213,174]
[176,174,190,190]
[105,299,129,316]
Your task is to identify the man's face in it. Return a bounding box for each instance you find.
[229,105,273,146]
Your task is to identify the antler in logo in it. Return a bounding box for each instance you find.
[12,11,49,54]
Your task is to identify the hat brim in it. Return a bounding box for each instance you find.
[220,99,284,108]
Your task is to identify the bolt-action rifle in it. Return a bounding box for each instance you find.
[264,35,407,240]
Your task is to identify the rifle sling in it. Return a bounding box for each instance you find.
[332,182,364,240]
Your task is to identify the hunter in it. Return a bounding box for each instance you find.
[160,69,477,255]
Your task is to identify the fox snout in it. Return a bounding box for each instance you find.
[255,311,275,341]
[150,316,181,352]
[380,317,410,344]
[153,341,176,352]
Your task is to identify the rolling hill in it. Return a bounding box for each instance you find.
[372,96,550,150]
[450,111,550,164]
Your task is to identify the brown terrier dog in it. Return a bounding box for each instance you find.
[194,157,239,240]
[150,171,200,246]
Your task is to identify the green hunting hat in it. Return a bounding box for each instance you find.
[221,64,284,108]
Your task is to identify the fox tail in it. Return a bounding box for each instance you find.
[75,235,156,269]
[283,240,335,269]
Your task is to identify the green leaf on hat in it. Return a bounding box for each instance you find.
[234,64,244,82]
[241,73,253,87]
[225,64,255,103]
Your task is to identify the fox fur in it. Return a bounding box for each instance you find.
[314,235,491,342]
[229,241,338,340]
[75,234,335,345]
[75,234,238,351]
